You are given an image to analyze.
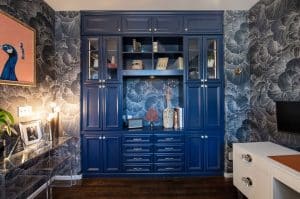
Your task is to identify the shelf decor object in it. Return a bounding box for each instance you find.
[145,108,158,129]
[0,11,36,86]
[163,87,174,128]
[131,60,143,70]
[156,57,169,70]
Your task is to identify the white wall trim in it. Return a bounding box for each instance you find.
[224,172,233,178]
[54,174,82,181]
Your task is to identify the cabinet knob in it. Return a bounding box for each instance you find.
[185,28,188,31]
[103,136,106,140]
[204,85,207,88]
[99,136,102,140]
[117,28,121,32]
[201,79,205,82]
[201,85,204,88]
[241,154,252,162]
[154,28,157,31]
[201,135,204,139]
[204,135,208,139]
[149,28,152,32]
[241,177,253,187]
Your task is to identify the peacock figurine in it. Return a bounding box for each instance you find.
[0,44,18,81]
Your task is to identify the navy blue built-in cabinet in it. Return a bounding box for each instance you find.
[81,11,224,177]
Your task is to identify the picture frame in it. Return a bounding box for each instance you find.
[156,57,169,70]
[0,10,36,86]
[19,120,42,146]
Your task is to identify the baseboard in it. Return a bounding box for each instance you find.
[224,172,233,178]
[54,174,82,181]
[27,175,81,199]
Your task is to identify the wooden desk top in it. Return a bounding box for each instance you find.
[269,155,300,173]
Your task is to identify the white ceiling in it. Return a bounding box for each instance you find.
[44,0,259,11]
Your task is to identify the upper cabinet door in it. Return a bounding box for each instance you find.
[184,13,223,34]
[122,16,152,33]
[103,37,120,82]
[186,37,202,81]
[82,15,121,34]
[203,36,223,82]
[152,15,183,33]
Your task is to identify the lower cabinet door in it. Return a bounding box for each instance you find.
[205,135,223,172]
[186,134,204,172]
[102,134,122,173]
[82,134,102,174]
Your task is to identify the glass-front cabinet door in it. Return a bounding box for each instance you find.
[83,36,120,82]
[203,36,222,82]
[87,37,100,81]
[103,37,120,82]
[186,37,201,81]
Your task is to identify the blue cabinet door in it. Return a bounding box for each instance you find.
[186,134,204,172]
[103,83,122,130]
[82,15,121,34]
[205,135,223,172]
[102,134,122,173]
[122,15,152,33]
[204,83,223,130]
[185,82,204,130]
[82,134,102,173]
[152,15,183,33]
[82,84,102,130]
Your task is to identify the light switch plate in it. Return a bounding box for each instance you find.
[18,106,32,117]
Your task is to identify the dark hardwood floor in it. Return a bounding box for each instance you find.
[37,177,238,199]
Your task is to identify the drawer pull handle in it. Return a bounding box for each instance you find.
[164,138,174,141]
[133,148,143,151]
[165,147,174,150]
[133,158,143,160]
[164,158,174,160]
[133,168,142,171]
[241,177,253,187]
[132,138,142,141]
[165,167,174,170]
[241,154,252,162]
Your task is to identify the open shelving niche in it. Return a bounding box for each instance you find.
[122,36,185,128]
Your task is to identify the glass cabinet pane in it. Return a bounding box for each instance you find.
[206,39,218,79]
[188,39,200,80]
[88,38,99,80]
[104,37,119,80]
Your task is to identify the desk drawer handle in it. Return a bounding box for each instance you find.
[164,147,174,150]
[241,177,253,187]
[164,138,174,141]
[133,157,143,160]
[165,167,174,170]
[164,157,174,160]
[133,147,143,151]
[133,167,143,171]
[132,138,142,141]
[241,154,252,162]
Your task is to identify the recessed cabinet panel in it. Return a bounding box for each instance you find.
[204,36,222,81]
[185,83,203,130]
[152,16,183,33]
[187,38,201,80]
[82,15,121,34]
[204,83,222,129]
[82,85,102,130]
[103,84,122,130]
[205,135,222,171]
[102,134,122,172]
[82,135,102,173]
[104,37,120,81]
[186,135,204,171]
[122,16,152,33]
[184,14,223,33]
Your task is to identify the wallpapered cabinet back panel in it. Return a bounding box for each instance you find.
[81,11,224,177]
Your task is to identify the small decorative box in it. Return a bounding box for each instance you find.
[128,118,143,129]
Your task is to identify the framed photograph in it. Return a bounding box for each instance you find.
[0,10,36,86]
[19,120,42,146]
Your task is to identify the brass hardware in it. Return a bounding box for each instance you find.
[242,177,253,187]
[234,67,242,75]
[241,154,252,162]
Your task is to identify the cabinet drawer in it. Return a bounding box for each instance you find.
[154,163,184,172]
[82,15,121,34]
[154,144,184,153]
[123,154,153,163]
[123,164,153,173]
[123,144,153,153]
[123,135,152,144]
[154,154,184,163]
[154,135,184,143]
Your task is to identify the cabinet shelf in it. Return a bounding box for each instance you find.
[122,69,183,77]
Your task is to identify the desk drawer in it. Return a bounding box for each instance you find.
[123,135,152,144]
[123,144,153,153]
[154,135,184,143]
[123,164,153,173]
[123,154,153,163]
[154,154,184,163]
[154,144,184,153]
[154,163,184,172]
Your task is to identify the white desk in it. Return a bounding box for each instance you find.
[233,142,300,199]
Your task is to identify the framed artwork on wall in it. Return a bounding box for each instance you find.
[19,120,42,146]
[0,10,36,86]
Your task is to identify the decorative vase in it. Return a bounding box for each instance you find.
[163,108,174,129]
